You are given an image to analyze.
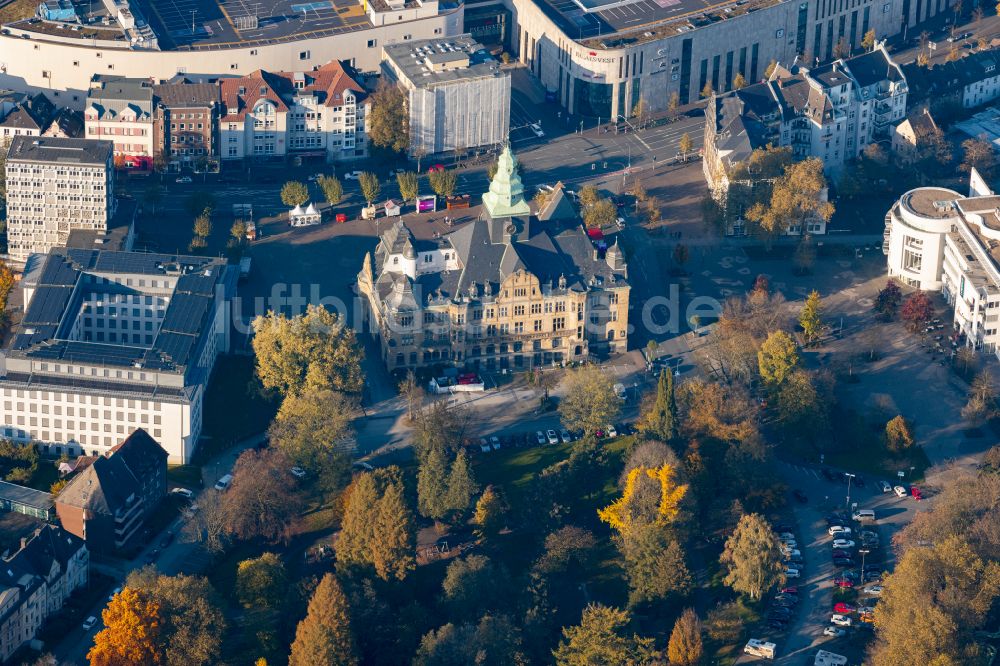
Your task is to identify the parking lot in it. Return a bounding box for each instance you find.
[738,463,926,664]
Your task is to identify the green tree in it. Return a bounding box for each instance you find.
[552,604,655,666]
[776,370,829,443]
[184,191,217,217]
[236,552,287,609]
[720,513,784,601]
[371,479,416,581]
[583,198,617,229]
[417,445,451,521]
[268,390,354,487]
[473,485,507,539]
[288,573,358,666]
[368,84,409,153]
[799,290,823,344]
[445,450,478,518]
[359,172,381,205]
[429,169,458,198]
[280,181,309,207]
[558,365,621,436]
[318,175,343,205]
[414,615,526,666]
[620,525,691,606]
[884,415,915,452]
[667,608,704,666]
[251,305,364,397]
[758,330,799,386]
[639,369,677,441]
[396,171,419,202]
[441,554,503,618]
[123,568,226,666]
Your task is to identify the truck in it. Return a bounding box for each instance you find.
[743,639,776,660]
[814,650,848,666]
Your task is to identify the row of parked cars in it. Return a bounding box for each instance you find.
[472,424,631,453]
[825,510,887,639]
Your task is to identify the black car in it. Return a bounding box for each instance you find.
[822,468,837,482]
[854,475,866,488]
[793,489,808,503]
[159,532,175,549]
[864,565,883,575]
[145,548,160,565]
[767,610,792,621]
[768,620,788,630]
[775,523,795,534]
[825,513,848,526]
[834,558,856,567]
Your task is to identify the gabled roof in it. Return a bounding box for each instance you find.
[537,183,578,222]
[219,70,291,121]
[107,428,168,472]
[273,60,367,108]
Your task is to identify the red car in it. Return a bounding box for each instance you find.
[834,602,856,614]
[911,486,923,500]
[781,586,798,595]
[428,164,445,173]
[834,578,855,589]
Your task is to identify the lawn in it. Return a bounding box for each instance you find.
[825,444,931,483]
[197,354,279,464]
[0,0,35,24]
[167,464,203,488]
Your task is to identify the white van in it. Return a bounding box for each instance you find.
[815,650,848,666]
[214,474,233,491]
[853,509,876,521]
[744,639,776,659]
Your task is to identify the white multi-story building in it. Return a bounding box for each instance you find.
[382,35,510,157]
[885,170,1000,356]
[220,62,369,163]
[85,76,155,171]
[705,44,908,191]
[4,136,116,263]
[0,248,238,463]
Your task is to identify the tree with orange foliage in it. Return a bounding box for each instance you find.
[88,587,163,666]
[598,464,688,537]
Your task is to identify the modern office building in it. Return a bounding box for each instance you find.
[509,0,943,118]
[85,76,155,171]
[382,35,510,156]
[884,170,1000,356]
[358,146,630,372]
[0,248,238,463]
[4,136,116,263]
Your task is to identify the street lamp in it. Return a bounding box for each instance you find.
[858,548,870,581]
[844,472,855,513]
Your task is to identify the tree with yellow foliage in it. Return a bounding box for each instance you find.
[744,157,834,244]
[598,464,688,536]
[88,587,163,666]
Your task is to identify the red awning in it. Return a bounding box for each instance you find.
[587,228,604,240]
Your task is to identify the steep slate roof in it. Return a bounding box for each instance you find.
[86,77,154,119]
[0,93,54,132]
[107,429,168,473]
[904,49,1000,102]
[56,454,139,516]
[0,525,84,625]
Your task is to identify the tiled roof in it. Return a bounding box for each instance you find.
[272,60,366,108]
[219,70,291,121]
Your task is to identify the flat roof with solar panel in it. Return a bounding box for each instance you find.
[3,248,237,398]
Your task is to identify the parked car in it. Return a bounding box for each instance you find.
[82,616,98,631]
[159,532,174,549]
[536,431,547,445]
[170,487,193,500]
[785,567,801,579]
[823,627,846,637]
[834,577,855,588]
[830,614,853,627]
[778,532,795,541]
[832,549,852,559]
[546,430,560,445]
[911,486,924,500]
[782,549,801,559]
[825,513,847,526]
[530,122,545,137]
[879,480,893,493]
[863,585,884,596]
[857,606,876,616]
[107,586,122,602]
[344,171,363,180]
[834,603,856,614]
[793,489,808,503]
[290,466,306,478]
[175,176,193,184]
[833,557,855,567]
[490,436,501,451]
[560,429,572,443]
[781,586,798,595]
[853,475,866,488]
[214,474,233,491]
[606,425,618,438]
[832,539,856,549]
[829,526,852,537]
[894,485,908,497]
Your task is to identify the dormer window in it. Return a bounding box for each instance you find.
[260,87,267,95]
[238,86,245,94]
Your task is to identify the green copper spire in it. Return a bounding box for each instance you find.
[482,144,531,218]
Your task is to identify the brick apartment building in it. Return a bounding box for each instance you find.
[152,80,220,169]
